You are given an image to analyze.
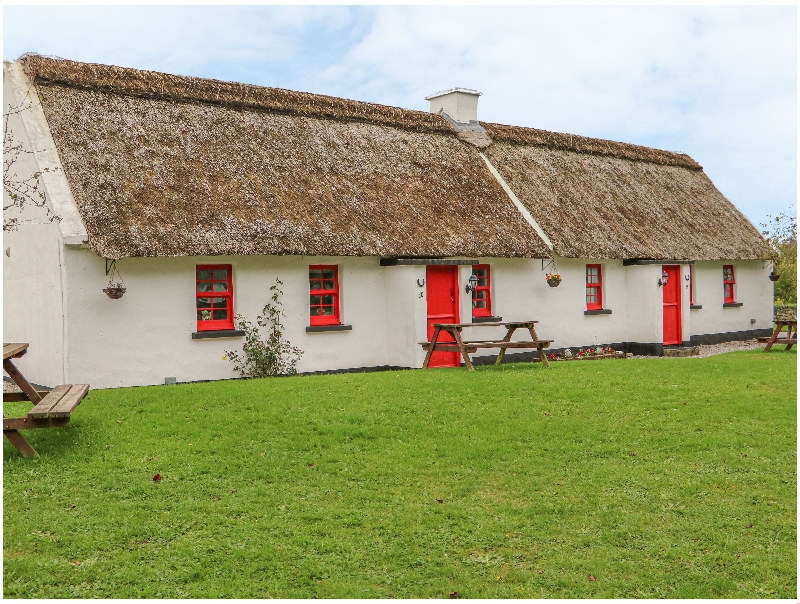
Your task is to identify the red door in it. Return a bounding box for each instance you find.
[662,265,682,346]
[426,265,460,368]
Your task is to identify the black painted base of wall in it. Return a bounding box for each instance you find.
[301,365,413,376]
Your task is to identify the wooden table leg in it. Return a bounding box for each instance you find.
[3,417,38,458]
[528,326,550,368]
[763,322,784,352]
[422,326,442,369]
[495,326,516,365]
[451,328,474,371]
[3,359,43,404]
[786,322,796,351]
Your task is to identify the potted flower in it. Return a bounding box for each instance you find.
[103,281,126,299]
[545,271,562,287]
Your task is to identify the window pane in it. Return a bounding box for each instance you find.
[213,269,228,280]
[197,270,212,280]
[322,306,335,315]
[197,309,212,321]
[310,295,321,306]
[309,270,322,279]
[310,280,322,291]
[213,281,228,292]
[475,300,487,309]
[322,295,334,305]
[310,306,321,316]
[197,281,211,293]
[476,290,487,300]
[323,280,335,290]
[212,297,228,308]
[213,309,228,320]
[478,277,488,287]
[323,270,335,279]
[197,297,212,309]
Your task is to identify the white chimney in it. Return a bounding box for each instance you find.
[425,87,482,128]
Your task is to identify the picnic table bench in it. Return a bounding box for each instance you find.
[761,320,797,352]
[3,343,89,458]
[420,321,553,371]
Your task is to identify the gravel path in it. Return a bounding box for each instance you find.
[632,339,765,359]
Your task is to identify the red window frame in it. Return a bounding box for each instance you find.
[723,265,735,303]
[471,264,492,318]
[196,264,234,331]
[309,265,340,326]
[586,264,603,310]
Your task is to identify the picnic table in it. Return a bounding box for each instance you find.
[762,320,797,352]
[421,321,553,371]
[3,343,89,458]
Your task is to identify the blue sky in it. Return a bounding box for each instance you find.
[4,5,796,229]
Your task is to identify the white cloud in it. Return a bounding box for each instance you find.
[3,5,795,224]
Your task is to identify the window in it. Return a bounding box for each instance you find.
[471,264,492,318]
[309,265,340,326]
[586,264,602,310]
[196,265,234,331]
[723,265,735,303]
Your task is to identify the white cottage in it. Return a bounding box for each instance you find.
[3,56,774,388]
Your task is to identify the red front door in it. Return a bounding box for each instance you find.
[662,265,682,346]
[426,265,460,368]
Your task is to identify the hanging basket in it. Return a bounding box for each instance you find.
[103,286,126,299]
[546,278,561,288]
[769,272,780,282]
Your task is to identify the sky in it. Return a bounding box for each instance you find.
[3,5,796,230]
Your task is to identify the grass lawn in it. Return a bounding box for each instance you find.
[3,349,796,598]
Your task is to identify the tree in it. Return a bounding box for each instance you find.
[3,101,60,231]
[761,208,797,304]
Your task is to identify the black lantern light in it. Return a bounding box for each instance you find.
[657,271,669,287]
[465,272,478,294]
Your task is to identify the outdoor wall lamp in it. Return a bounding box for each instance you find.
[465,273,478,294]
[657,271,669,287]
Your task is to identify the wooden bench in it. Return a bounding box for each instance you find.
[420,321,554,371]
[762,320,797,352]
[3,343,89,458]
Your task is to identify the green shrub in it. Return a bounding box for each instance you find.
[223,279,303,377]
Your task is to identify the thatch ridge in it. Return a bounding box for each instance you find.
[482,122,702,170]
[20,54,454,134]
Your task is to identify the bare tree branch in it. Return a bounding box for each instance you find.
[3,100,61,231]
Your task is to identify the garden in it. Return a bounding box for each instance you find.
[3,349,796,598]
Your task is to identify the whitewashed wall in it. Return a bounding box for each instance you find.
[688,260,773,338]
[2,68,67,387]
[61,250,441,388]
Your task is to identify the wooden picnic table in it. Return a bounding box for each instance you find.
[762,320,797,352]
[421,321,553,371]
[3,343,89,458]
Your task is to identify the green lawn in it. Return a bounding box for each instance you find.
[3,349,796,598]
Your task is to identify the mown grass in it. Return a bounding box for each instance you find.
[3,349,796,598]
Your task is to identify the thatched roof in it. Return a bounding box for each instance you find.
[481,123,772,260]
[18,55,769,261]
[19,55,550,259]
